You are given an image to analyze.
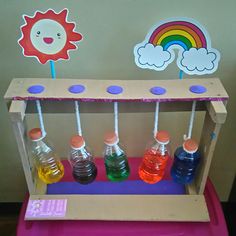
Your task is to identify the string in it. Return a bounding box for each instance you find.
[49,60,82,137]
[114,102,119,137]
[153,102,159,138]
[36,100,46,138]
[75,100,82,136]
[185,100,197,140]
[34,60,55,138]
[179,69,196,140]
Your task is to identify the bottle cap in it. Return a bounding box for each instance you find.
[28,128,42,141]
[70,135,85,149]
[104,132,118,145]
[183,139,198,154]
[155,130,170,144]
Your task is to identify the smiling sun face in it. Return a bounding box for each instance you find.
[30,19,67,55]
[18,9,83,64]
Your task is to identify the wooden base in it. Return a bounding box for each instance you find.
[26,194,209,222]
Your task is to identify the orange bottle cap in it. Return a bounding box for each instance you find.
[183,139,198,153]
[70,135,85,149]
[104,132,118,145]
[28,128,42,141]
[155,130,170,144]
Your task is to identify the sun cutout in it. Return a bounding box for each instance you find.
[18,8,83,64]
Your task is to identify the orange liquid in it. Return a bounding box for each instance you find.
[139,149,169,184]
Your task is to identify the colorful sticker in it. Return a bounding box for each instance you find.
[18,9,83,64]
[134,18,220,75]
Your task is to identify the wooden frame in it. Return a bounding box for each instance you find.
[4,78,228,222]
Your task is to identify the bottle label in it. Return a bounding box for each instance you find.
[25,199,67,219]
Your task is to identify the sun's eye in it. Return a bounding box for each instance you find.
[37,31,40,35]
[57,33,61,37]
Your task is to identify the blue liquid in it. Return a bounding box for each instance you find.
[171,146,200,184]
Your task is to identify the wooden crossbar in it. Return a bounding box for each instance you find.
[4,78,228,102]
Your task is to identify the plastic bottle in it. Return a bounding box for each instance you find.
[104,132,130,181]
[171,139,201,184]
[28,128,64,184]
[139,130,171,184]
[69,135,97,184]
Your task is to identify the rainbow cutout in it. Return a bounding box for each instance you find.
[134,18,220,75]
[149,21,207,51]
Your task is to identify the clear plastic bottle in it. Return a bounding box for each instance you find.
[28,128,64,184]
[139,130,171,184]
[103,132,130,181]
[171,139,201,184]
[68,135,97,184]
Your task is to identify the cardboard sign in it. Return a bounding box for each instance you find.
[25,199,67,218]
[18,8,83,64]
[134,18,220,75]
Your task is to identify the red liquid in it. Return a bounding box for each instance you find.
[139,149,170,184]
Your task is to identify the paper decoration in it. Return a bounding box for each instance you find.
[25,199,67,218]
[134,18,220,75]
[18,8,83,64]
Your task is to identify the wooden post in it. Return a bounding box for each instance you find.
[9,100,35,194]
[195,101,227,194]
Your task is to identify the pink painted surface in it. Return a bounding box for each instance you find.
[17,158,228,236]
[13,96,228,102]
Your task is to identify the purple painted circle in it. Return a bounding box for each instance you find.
[189,85,207,94]
[27,85,45,94]
[68,85,85,94]
[107,85,123,95]
[150,86,166,95]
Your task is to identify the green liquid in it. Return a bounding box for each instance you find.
[105,153,130,181]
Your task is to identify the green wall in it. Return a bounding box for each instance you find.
[0,0,235,201]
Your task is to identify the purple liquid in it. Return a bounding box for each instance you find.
[72,160,97,184]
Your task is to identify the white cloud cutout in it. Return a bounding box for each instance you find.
[134,43,173,71]
[177,47,220,75]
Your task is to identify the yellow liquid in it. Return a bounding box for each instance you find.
[37,161,64,184]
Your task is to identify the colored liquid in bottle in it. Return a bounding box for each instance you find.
[105,153,130,181]
[139,149,169,184]
[72,160,97,184]
[171,146,200,184]
[37,161,64,184]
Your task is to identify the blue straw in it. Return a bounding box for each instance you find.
[50,60,56,79]
[179,70,184,80]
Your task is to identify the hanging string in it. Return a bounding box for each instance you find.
[34,60,55,137]
[153,102,159,138]
[184,100,197,140]
[75,100,82,136]
[36,100,46,138]
[114,102,119,137]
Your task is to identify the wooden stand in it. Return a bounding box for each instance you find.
[4,78,228,222]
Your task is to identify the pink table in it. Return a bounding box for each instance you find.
[17,158,228,236]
